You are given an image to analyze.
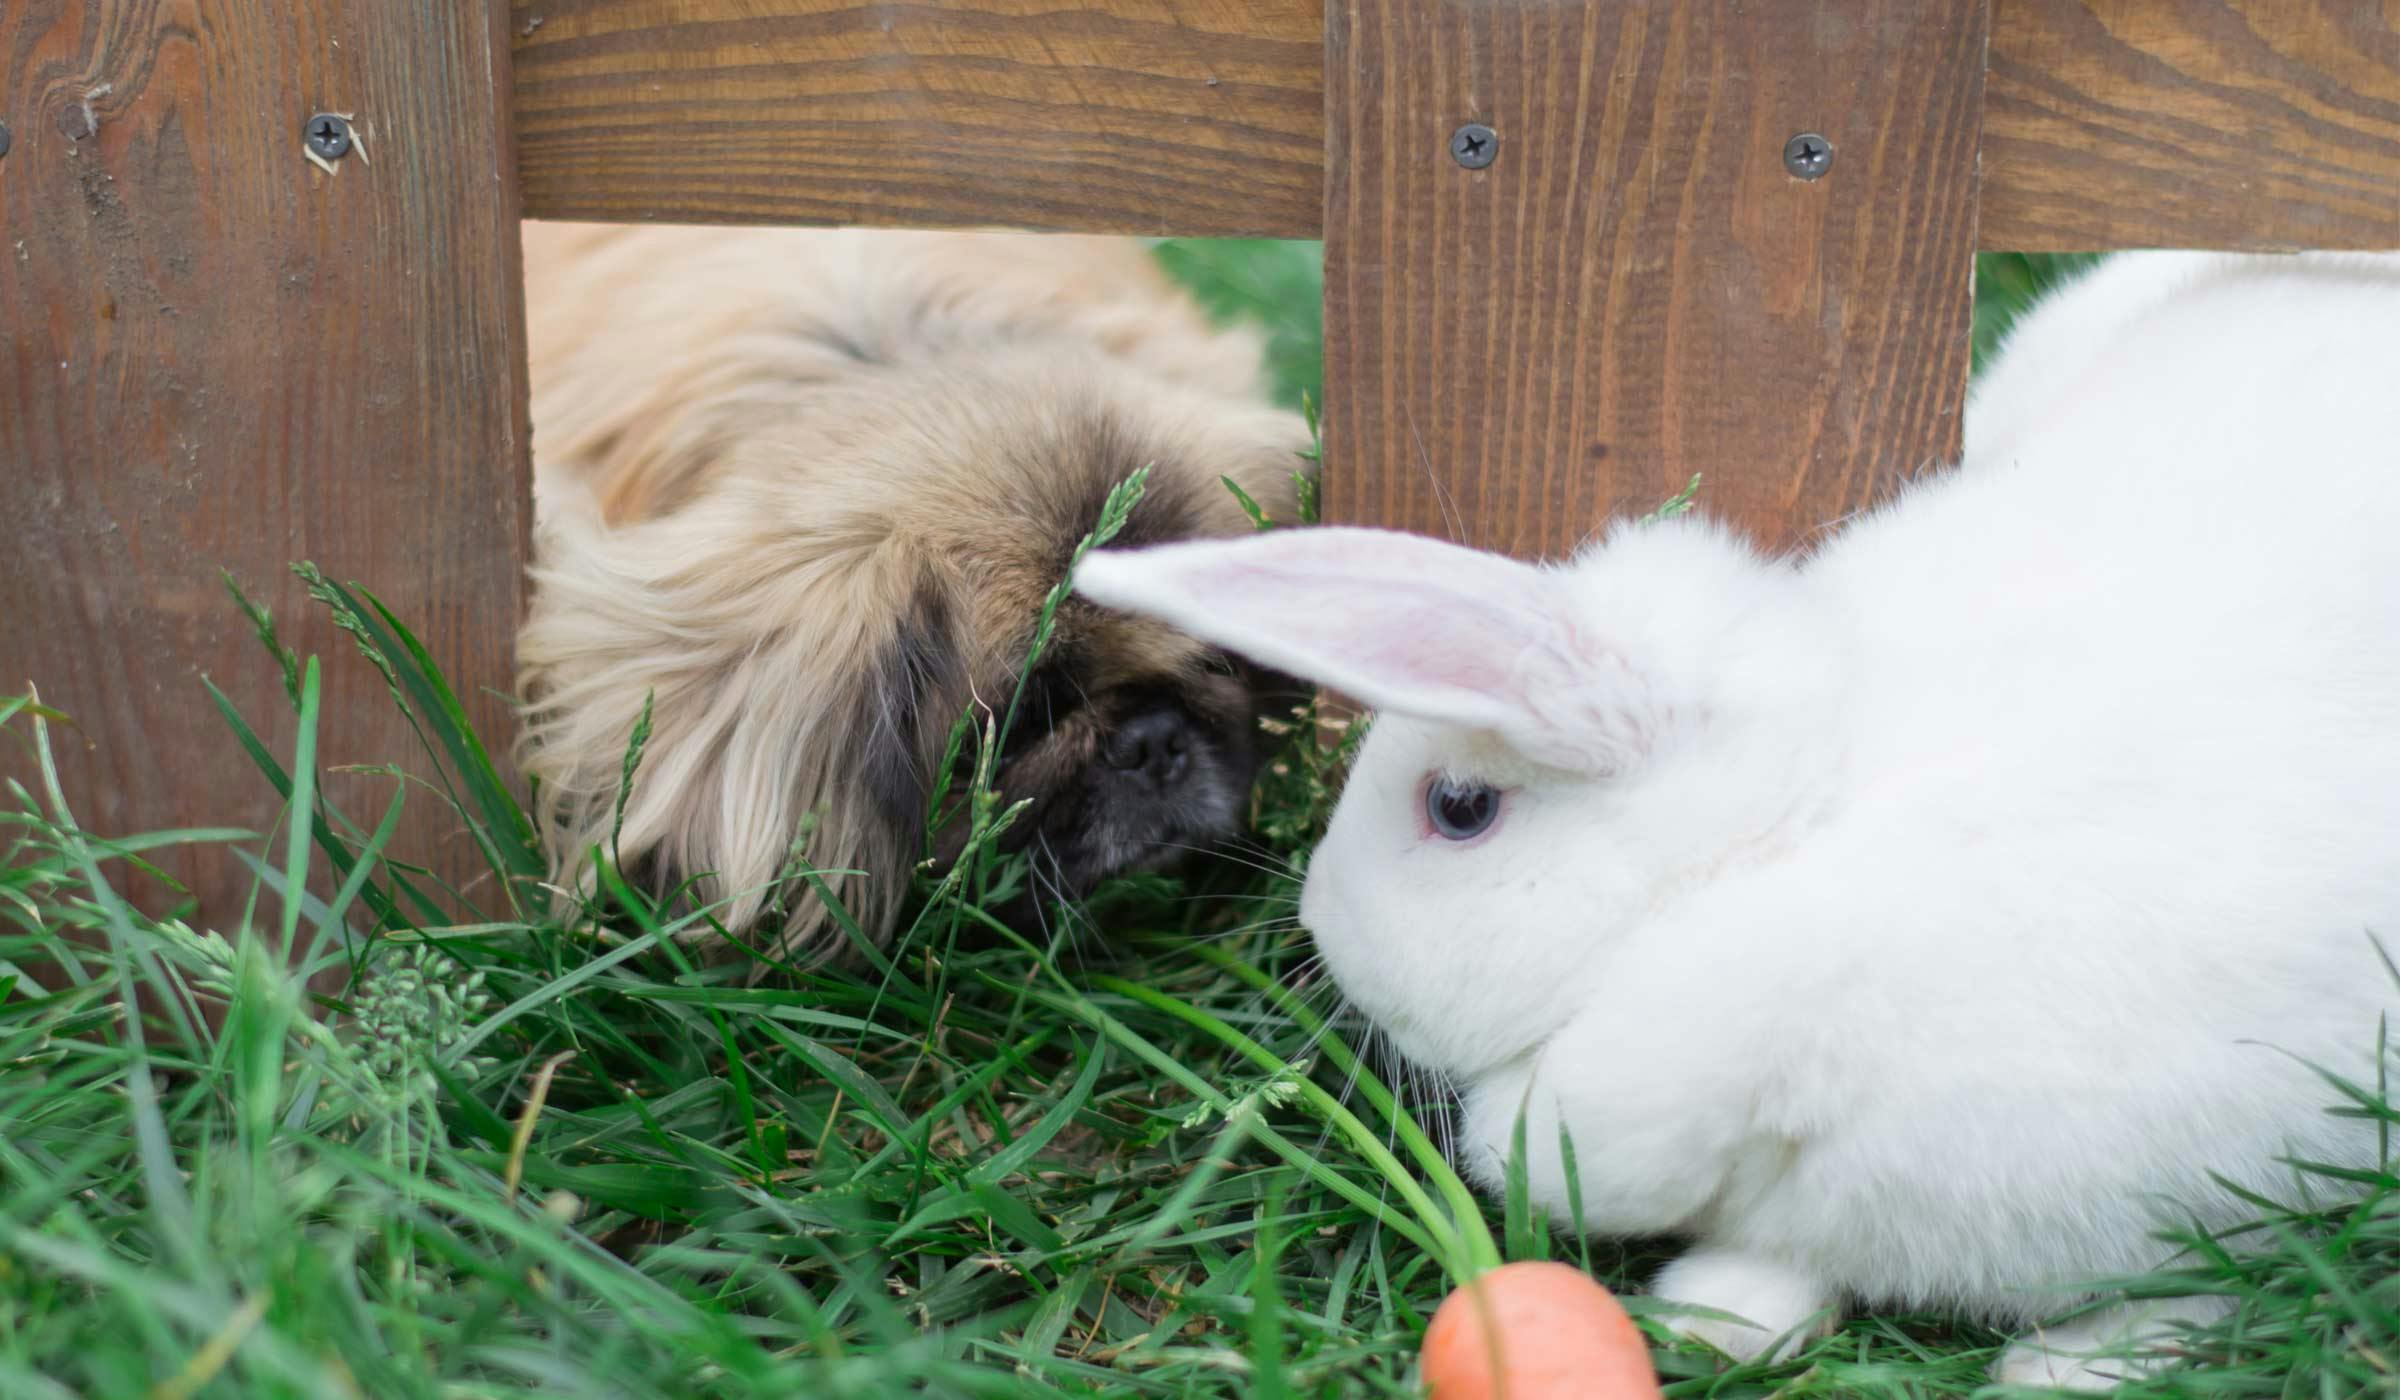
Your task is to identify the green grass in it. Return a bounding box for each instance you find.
[6,245,2396,1399]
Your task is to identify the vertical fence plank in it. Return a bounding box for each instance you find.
[2,0,531,919]
[1322,0,1992,557]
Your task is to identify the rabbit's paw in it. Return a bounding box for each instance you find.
[1651,1248,1835,1364]
[1993,1297,2231,1392]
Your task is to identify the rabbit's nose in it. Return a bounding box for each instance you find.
[1102,706,1194,787]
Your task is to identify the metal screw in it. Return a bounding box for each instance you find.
[1449,122,1497,170]
[1783,131,1832,180]
[0,121,11,159]
[305,112,352,160]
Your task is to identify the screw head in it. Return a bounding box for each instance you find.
[1449,122,1497,170]
[1783,131,1832,180]
[305,112,352,160]
[0,121,11,159]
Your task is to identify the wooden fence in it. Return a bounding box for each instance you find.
[5,0,2398,916]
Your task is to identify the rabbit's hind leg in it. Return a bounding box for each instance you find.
[1650,1247,1837,1363]
[1991,1295,2232,1392]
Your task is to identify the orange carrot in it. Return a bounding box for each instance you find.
[1421,1261,1664,1400]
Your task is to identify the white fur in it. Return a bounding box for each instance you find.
[1992,1296,2236,1390]
[1650,1248,1835,1361]
[1074,253,2400,1386]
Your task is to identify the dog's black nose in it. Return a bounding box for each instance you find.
[1103,706,1193,786]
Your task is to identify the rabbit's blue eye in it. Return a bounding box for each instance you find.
[1426,776,1501,841]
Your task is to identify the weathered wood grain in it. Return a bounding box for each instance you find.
[1982,0,2400,251]
[1,0,531,922]
[1322,0,1991,558]
[509,0,1325,235]
[511,0,2400,250]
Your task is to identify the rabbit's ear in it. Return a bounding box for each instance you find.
[1075,528,1621,771]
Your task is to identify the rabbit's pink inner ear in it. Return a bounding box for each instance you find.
[1073,527,1583,742]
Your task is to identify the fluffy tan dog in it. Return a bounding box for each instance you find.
[515,223,1311,956]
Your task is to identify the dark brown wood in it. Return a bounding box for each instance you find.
[1983,0,2400,252]
[2,1,532,922]
[1320,0,1991,559]
[509,0,1325,235]
[511,0,2400,251]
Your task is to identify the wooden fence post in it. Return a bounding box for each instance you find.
[1322,0,1993,556]
[2,1,532,919]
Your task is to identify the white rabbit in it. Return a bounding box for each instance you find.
[1073,252,2400,1389]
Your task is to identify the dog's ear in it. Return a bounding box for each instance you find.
[515,513,923,958]
[858,580,961,833]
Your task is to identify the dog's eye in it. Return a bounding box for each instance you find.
[1425,776,1501,841]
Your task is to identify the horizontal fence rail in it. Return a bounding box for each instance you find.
[513,0,2400,251]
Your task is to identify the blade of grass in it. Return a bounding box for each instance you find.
[1093,973,1492,1280]
[1187,940,1491,1265]
[276,657,322,954]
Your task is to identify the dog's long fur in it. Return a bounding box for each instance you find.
[516,223,1309,953]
